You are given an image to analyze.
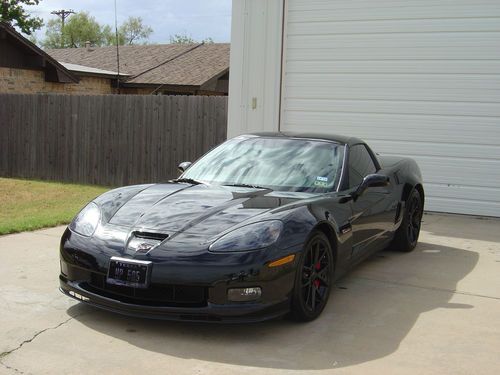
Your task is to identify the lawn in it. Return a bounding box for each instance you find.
[0,178,110,235]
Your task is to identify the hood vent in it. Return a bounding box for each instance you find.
[133,231,169,241]
[127,231,169,253]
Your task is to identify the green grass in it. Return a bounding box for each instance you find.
[0,178,110,235]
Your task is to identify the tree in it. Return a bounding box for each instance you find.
[169,32,213,44]
[63,12,110,48]
[102,24,117,46]
[43,12,112,48]
[0,0,43,35]
[119,16,152,45]
[42,18,62,47]
[169,32,196,44]
[42,12,154,48]
[201,37,214,44]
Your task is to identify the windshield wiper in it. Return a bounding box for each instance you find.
[172,178,206,185]
[224,183,269,190]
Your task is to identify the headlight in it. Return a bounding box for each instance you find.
[69,202,101,237]
[209,220,283,252]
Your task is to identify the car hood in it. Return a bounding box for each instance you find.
[107,183,313,238]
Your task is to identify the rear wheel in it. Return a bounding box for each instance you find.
[391,188,423,252]
[291,232,334,322]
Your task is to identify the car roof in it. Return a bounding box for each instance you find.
[245,131,364,146]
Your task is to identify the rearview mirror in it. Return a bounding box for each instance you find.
[178,161,192,173]
[352,174,389,200]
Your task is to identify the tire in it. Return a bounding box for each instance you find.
[291,231,334,322]
[391,188,423,252]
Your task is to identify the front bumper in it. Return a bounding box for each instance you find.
[60,276,290,323]
[60,226,300,322]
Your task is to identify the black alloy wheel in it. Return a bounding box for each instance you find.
[291,232,334,321]
[406,191,423,247]
[391,188,423,252]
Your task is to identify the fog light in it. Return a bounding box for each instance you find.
[227,287,262,302]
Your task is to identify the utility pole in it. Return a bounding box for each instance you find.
[1,1,9,21]
[50,9,74,48]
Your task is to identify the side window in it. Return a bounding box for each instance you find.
[348,145,377,188]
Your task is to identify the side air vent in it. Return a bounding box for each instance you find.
[394,203,402,223]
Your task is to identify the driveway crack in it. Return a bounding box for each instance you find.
[0,316,75,373]
[1,360,25,374]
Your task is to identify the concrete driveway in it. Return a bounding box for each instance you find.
[0,213,499,375]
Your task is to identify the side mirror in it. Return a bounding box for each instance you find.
[178,161,192,173]
[352,174,389,200]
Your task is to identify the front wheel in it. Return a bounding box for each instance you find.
[291,232,334,322]
[391,188,423,252]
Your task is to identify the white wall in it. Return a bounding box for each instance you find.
[228,0,500,216]
[227,0,284,138]
[280,0,500,217]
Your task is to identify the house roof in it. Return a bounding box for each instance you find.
[46,43,230,87]
[0,21,79,83]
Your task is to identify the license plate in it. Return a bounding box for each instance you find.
[107,257,152,289]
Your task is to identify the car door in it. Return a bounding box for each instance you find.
[346,144,394,259]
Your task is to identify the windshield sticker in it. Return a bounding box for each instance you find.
[314,181,328,187]
[314,176,329,187]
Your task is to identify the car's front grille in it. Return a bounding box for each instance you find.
[82,272,207,307]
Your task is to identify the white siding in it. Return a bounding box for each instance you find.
[282,0,500,217]
[227,0,284,138]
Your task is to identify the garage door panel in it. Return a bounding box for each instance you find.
[392,156,500,188]
[425,183,500,203]
[426,196,500,217]
[286,60,500,75]
[287,47,500,61]
[285,87,499,104]
[289,2,500,20]
[284,113,500,145]
[286,73,500,91]
[284,0,500,216]
[288,0,500,11]
[287,33,500,50]
[285,99,500,117]
[287,16,500,34]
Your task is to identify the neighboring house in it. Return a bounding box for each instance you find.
[47,43,230,95]
[0,21,230,96]
[228,0,500,218]
[0,21,124,94]
[1,21,75,92]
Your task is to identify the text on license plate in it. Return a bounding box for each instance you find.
[106,257,152,288]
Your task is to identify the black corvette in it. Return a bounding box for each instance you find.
[60,132,424,322]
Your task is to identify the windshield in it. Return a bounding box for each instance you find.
[182,136,344,193]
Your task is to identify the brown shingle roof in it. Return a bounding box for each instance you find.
[46,43,230,87]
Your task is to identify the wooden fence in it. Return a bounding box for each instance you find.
[0,93,227,186]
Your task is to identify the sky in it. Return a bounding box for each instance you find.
[27,0,232,44]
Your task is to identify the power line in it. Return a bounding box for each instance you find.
[50,9,74,48]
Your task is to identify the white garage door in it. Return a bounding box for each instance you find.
[282,0,500,217]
